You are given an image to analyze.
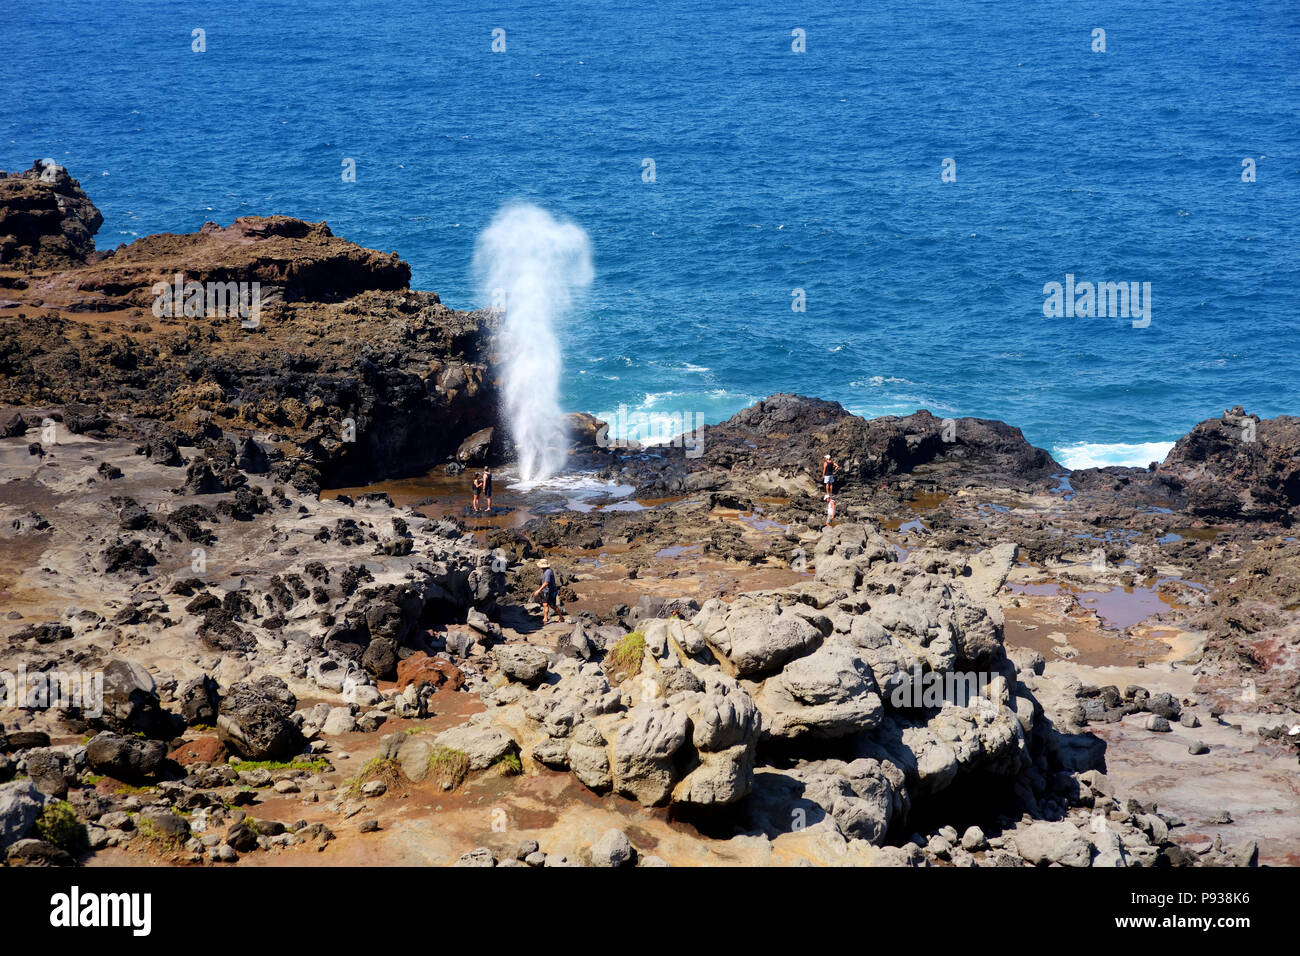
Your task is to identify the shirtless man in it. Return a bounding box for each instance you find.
[822,454,838,494]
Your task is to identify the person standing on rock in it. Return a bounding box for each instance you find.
[822,454,838,494]
[479,466,493,514]
[532,559,564,625]
[825,491,836,526]
[471,471,484,513]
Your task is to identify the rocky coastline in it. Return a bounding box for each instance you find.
[1,163,1296,868]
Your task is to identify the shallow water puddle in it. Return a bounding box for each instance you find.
[655,544,702,559]
[905,491,949,511]
[881,514,929,532]
[738,511,786,532]
[322,467,650,530]
[1049,473,1074,501]
[1005,579,1179,630]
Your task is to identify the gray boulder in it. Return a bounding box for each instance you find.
[361,638,399,680]
[139,809,190,843]
[791,758,902,845]
[753,642,883,740]
[495,644,550,686]
[1146,692,1181,720]
[612,702,690,805]
[99,658,169,737]
[567,724,612,791]
[178,675,219,726]
[0,779,45,849]
[6,838,74,867]
[1088,823,1130,868]
[589,828,634,867]
[321,707,357,736]
[692,597,821,677]
[671,743,756,806]
[434,719,518,771]
[23,748,71,797]
[1015,821,1092,867]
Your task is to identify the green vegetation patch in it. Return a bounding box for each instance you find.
[344,756,402,797]
[36,801,88,854]
[135,818,181,849]
[228,757,330,774]
[494,752,522,777]
[604,629,646,684]
[427,747,470,790]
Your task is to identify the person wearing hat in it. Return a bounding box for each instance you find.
[824,491,836,526]
[821,454,838,494]
[531,559,564,624]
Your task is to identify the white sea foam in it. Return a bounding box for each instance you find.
[597,390,755,442]
[849,375,914,387]
[506,471,636,508]
[1053,440,1176,470]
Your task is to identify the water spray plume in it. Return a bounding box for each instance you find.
[474,203,593,483]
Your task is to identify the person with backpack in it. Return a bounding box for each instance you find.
[532,559,565,624]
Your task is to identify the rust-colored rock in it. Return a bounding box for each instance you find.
[168,735,228,766]
[65,214,410,306]
[396,651,464,691]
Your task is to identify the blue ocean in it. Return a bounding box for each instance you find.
[4,0,1298,467]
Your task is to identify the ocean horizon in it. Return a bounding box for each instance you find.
[4,0,1297,468]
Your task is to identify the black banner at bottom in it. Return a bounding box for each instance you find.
[0,864,1278,942]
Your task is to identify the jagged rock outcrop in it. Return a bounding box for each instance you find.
[0,160,103,267]
[67,215,409,306]
[0,165,503,487]
[1154,406,1300,522]
[618,394,1061,498]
